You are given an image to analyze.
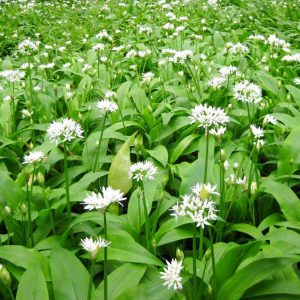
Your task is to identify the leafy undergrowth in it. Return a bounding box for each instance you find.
[0,0,300,299]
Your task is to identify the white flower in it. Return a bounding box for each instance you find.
[208,0,218,8]
[169,50,193,64]
[47,118,84,144]
[226,42,249,55]
[219,66,240,77]
[21,109,33,119]
[63,62,71,68]
[235,176,247,187]
[0,70,25,83]
[105,91,116,99]
[233,80,262,104]
[92,43,105,51]
[138,25,152,35]
[82,187,126,211]
[249,34,266,41]
[250,125,264,139]
[18,38,39,55]
[141,72,154,84]
[97,99,118,113]
[208,76,226,89]
[190,103,229,131]
[129,161,157,182]
[282,53,300,63]
[160,259,183,290]
[263,114,277,126]
[171,182,218,228]
[265,34,290,51]
[293,78,300,85]
[23,151,46,164]
[255,139,265,150]
[81,237,110,260]
[209,126,226,138]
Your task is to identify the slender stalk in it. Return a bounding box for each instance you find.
[97,50,100,78]
[92,113,107,172]
[203,132,209,183]
[8,286,15,300]
[87,260,94,300]
[63,142,73,244]
[199,226,204,259]
[26,166,35,247]
[141,182,151,250]
[103,211,108,300]
[208,226,216,298]
[192,223,197,300]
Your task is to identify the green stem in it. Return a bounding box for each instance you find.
[141,182,151,251]
[199,226,204,260]
[204,132,209,183]
[103,211,108,300]
[8,286,15,300]
[63,142,73,243]
[208,226,216,298]
[92,113,107,172]
[193,223,197,300]
[87,260,94,300]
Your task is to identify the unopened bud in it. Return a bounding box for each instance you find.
[3,206,11,217]
[20,203,27,216]
[250,182,257,195]
[220,149,226,162]
[176,247,184,261]
[233,162,239,171]
[162,173,169,187]
[0,264,11,287]
[37,172,45,185]
[134,135,143,154]
[204,248,211,261]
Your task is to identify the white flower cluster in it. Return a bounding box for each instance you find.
[0,69,25,82]
[250,124,265,149]
[141,72,154,84]
[81,237,110,260]
[282,53,300,63]
[265,34,290,52]
[171,183,218,228]
[18,38,39,55]
[129,161,157,182]
[97,99,118,113]
[169,49,193,64]
[226,42,249,55]
[82,186,126,211]
[96,29,112,41]
[92,43,105,51]
[23,151,46,164]
[47,118,83,144]
[294,78,300,86]
[208,66,240,89]
[190,103,229,133]
[249,34,266,42]
[233,80,262,104]
[138,25,152,35]
[263,114,277,126]
[160,259,183,290]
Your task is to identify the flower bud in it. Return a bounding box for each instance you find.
[162,173,169,187]
[134,135,143,154]
[37,172,45,186]
[233,162,239,171]
[3,206,11,217]
[220,149,226,162]
[0,264,11,287]
[20,203,27,216]
[176,247,184,261]
[250,182,257,195]
[204,248,211,261]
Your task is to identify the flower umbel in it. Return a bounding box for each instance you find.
[82,186,126,212]
[47,118,83,144]
[160,258,183,290]
[23,151,46,164]
[190,103,229,132]
[81,237,110,260]
[129,161,158,182]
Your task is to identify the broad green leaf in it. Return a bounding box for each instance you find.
[286,85,300,106]
[170,133,198,164]
[244,279,300,299]
[146,145,168,167]
[0,245,43,269]
[16,264,49,300]
[217,257,297,300]
[226,224,264,240]
[257,71,279,95]
[95,263,146,300]
[50,248,90,300]
[108,132,136,194]
[261,179,300,222]
[129,85,150,114]
[277,125,300,176]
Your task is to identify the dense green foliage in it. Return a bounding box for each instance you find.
[0,0,300,299]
